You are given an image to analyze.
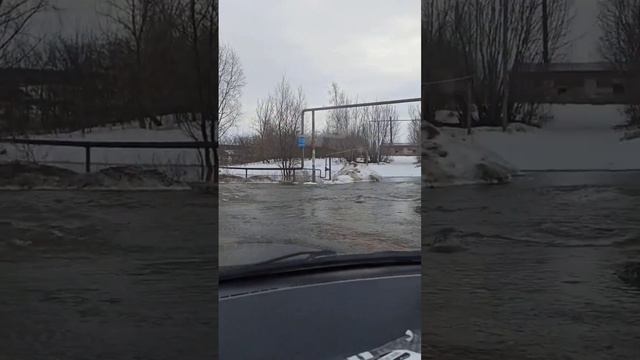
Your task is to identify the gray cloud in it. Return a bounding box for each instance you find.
[220,0,420,134]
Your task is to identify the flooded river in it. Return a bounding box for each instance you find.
[5,173,636,359]
[219,179,421,266]
[423,172,640,359]
[0,191,217,360]
[1,180,420,359]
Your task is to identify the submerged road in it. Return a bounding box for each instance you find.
[219,179,421,266]
[0,191,218,360]
[423,171,640,359]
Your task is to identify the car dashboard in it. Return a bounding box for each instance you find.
[219,263,421,360]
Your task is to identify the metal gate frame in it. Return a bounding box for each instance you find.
[300,97,421,182]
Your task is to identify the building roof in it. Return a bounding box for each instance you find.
[514,62,625,73]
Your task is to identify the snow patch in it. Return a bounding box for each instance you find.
[0,161,189,190]
[329,162,382,184]
[423,127,517,187]
[473,120,640,171]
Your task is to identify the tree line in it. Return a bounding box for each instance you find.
[225,79,419,182]
[423,0,640,128]
[423,0,574,128]
[0,0,248,183]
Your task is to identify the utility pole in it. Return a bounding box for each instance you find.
[475,0,480,65]
[542,0,550,64]
[501,0,509,132]
[301,111,304,168]
[474,0,480,133]
[311,110,316,182]
[467,80,472,135]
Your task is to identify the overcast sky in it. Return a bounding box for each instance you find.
[38,0,604,134]
[220,0,421,137]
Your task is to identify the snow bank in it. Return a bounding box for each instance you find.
[0,161,188,190]
[366,157,421,178]
[329,162,382,184]
[423,127,517,187]
[223,156,420,184]
[473,125,640,170]
[0,125,201,171]
[0,122,424,185]
[471,105,640,171]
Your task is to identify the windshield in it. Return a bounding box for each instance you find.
[219,1,421,270]
[220,178,420,269]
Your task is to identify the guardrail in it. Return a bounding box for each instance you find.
[219,166,323,182]
[0,138,215,173]
[1,138,330,182]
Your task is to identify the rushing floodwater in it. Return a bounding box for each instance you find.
[423,172,640,359]
[0,191,217,360]
[219,179,421,266]
[3,172,638,359]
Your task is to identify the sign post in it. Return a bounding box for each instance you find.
[311,110,316,183]
[300,112,305,168]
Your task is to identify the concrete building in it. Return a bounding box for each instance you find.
[381,143,418,156]
[511,62,640,105]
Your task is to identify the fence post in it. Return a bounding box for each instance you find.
[245,168,248,180]
[84,146,91,173]
[293,169,296,183]
[467,80,473,135]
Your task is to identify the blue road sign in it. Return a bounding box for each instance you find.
[297,136,305,149]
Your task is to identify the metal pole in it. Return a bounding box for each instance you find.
[303,97,421,112]
[389,117,394,144]
[542,0,550,64]
[502,0,509,132]
[311,110,316,182]
[85,146,91,173]
[467,80,472,135]
[476,0,480,70]
[301,111,305,168]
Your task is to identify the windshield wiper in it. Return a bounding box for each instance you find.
[220,250,420,282]
[250,249,337,266]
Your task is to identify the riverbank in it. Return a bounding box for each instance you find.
[423,126,518,187]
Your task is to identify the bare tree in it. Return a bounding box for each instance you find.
[598,0,640,126]
[255,95,276,162]
[326,82,352,135]
[408,104,421,145]
[323,82,366,160]
[254,77,305,181]
[0,0,51,136]
[359,105,398,163]
[102,0,155,126]
[322,83,403,163]
[101,0,218,181]
[0,0,50,66]
[423,0,574,127]
[218,42,245,140]
[169,0,217,182]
